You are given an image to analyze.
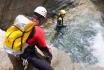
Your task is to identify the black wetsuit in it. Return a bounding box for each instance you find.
[56,15,66,32]
[20,46,53,70]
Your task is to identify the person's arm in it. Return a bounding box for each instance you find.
[37,45,52,59]
[35,27,52,63]
[36,43,52,63]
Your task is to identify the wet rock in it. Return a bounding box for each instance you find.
[0,0,79,30]
[0,0,44,30]
[90,0,104,14]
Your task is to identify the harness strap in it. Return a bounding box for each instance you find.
[26,27,35,42]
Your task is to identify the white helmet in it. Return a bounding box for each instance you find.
[34,6,47,18]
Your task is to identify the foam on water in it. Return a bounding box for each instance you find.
[91,23,104,66]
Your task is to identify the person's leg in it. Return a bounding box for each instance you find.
[28,56,54,70]
[20,47,54,70]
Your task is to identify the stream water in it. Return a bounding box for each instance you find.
[46,8,104,66]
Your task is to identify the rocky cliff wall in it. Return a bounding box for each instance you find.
[0,0,75,30]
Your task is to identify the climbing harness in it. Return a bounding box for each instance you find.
[22,58,29,70]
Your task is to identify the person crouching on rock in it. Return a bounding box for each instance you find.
[20,6,54,70]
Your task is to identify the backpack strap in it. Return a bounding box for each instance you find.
[22,27,35,51]
[26,27,36,42]
[20,31,25,51]
[11,25,34,51]
[7,25,24,50]
[11,31,25,51]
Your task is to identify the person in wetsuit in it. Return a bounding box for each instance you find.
[20,6,54,70]
[55,9,66,32]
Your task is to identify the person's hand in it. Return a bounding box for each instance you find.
[45,56,52,64]
[39,47,53,64]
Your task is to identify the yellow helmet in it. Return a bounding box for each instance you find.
[59,10,66,15]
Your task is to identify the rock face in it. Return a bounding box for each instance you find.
[0,0,44,30]
[0,45,13,70]
[91,0,104,12]
[0,29,13,70]
[0,0,78,30]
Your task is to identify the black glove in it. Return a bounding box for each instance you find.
[44,55,52,64]
[39,47,52,64]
